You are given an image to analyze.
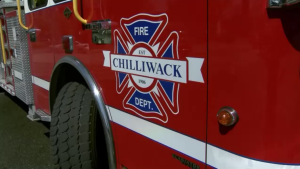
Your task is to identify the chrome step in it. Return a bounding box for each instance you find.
[27,106,51,122]
[36,109,51,122]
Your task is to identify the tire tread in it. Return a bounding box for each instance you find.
[50,82,95,169]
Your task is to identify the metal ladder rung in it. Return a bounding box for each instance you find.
[6,76,12,83]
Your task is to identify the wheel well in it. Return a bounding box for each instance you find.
[50,57,116,168]
[49,63,87,111]
[50,63,110,168]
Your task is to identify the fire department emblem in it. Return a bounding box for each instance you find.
[103,13,204,123]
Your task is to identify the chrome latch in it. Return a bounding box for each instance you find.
[27,28,36,42]
[84,20,111,45]
[269,0,300,7]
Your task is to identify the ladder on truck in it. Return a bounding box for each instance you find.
[0,0,50,122]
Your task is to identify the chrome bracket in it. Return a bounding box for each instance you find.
[62,35,73,54]
[269,0,300,7]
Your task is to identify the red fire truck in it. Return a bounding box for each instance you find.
[0,0,300,168]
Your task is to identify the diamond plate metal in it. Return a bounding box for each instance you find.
[6,10,34,104]
[6,75,12,83]
[0,1,24,8]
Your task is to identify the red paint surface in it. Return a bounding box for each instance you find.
[5,11,17,18]
[51,1,95,66]
[32,84,50,113]
[208,0,300,164]
[112,123,205,169]
[25,12,54,81]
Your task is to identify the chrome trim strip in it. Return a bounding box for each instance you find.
[50,56,116,169]
[107,105,206,163]
[32,76,50,90]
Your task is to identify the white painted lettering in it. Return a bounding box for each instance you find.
[134,27,150,36]
[135,97,152,109]
[111,55,187,83]
[139,27,144,35]
[139,98,144,107]
[148,101,151,109]
[144,26,148,35]
[134,27,139,35]
[139,50,145,55]
[135,98,139,105]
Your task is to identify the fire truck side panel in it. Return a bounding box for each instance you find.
[51,1,93,69]
[90,0,208,168]
[208,0,300,167]
[25,4,54,114]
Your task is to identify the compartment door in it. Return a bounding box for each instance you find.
[92,0,208,168]
[25,0,54,113]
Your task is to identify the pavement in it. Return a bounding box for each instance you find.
[0,88,53,169]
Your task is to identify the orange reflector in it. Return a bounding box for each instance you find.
[217,107,238,126]
[217,110,232,126]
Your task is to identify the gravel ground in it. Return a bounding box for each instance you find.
[0,89,53,169]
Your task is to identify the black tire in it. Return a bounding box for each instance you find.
[50,82,102,169]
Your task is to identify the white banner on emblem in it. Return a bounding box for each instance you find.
[102,50,205,83]
[103,51,111,67]
[186,57,204,83]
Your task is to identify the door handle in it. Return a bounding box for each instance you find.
[28,29,36,42]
